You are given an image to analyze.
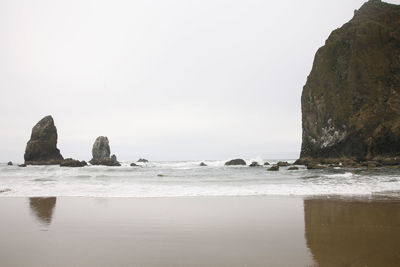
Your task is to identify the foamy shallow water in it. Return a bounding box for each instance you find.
[1,160,400,197]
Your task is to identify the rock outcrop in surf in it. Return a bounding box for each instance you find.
[89,136,121,166]
[225,159,246,166]
[24,116,64,165]
[298,0,400,165]
[60,158,87,167]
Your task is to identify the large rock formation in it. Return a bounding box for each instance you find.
[299,0,400,164]
[24,116,64,165]
[89,136,121,166]
[92,136,110,159]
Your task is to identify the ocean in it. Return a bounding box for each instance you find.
[1,159,400,198]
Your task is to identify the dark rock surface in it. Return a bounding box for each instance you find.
[89,158,121,166]
[249,161,261,167]
[130,163,139,167]
[307,164,327,170]
[267,165,279,171]
[60,158,87,167]
[137,158,149,163]
[288,166,299,170]
[18,164,27,167]
[24,116,63,165]
[299,0,400,163]
[263,162,270,166]
[7,161,13,166]
[224,159,246,166]
[199,162,207,166]
[89,136,120,166]
[277,161,289,167]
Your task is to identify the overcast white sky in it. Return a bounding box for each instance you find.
[1,0,399,162]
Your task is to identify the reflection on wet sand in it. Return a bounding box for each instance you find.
[304,198,400,267]
[29,197,56,225]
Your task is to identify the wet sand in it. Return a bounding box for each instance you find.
[0,196,399,266]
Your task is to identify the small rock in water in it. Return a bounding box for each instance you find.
[199,162,207,166]
[306,164,327,170]
[249,161,261,167]
[225,159,246,166]
[264,162,270,166]
[18,164,27,167]
[60,158,87,167]
[130,163,139,167]
[7,161,13,166]
[267,165,279,171]
[288,166,299,170]
[277,161,289,167]
[137,158,149,163]
[157,174,165,177]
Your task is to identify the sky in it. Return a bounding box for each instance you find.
[1,0,400,162]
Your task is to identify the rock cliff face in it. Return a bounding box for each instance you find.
[299,0,400,162]
[24,116,63,165]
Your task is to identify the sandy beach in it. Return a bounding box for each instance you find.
[1,196,400,267]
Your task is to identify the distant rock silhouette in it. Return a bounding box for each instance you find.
[137,158,149,163]
[24,116,63,165]
[7,161,13,166]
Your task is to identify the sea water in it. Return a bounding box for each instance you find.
[1,159,400,197]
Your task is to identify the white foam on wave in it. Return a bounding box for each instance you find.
[324,172,355,178]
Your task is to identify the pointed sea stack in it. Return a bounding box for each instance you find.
[89,136,121,166]
[298,0,400,165]
[24,116,63,165]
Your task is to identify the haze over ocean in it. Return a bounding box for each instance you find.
[2,0,399,163]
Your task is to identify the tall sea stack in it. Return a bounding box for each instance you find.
[299,0,400,163]
[89,136,121,166]
[24,116,63,165]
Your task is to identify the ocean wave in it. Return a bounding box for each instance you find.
[0,160,399,198]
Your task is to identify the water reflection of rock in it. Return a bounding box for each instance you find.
[29,197,57,225]
[304,198,400,267]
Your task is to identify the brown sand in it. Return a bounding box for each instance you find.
[0,196,399,266]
